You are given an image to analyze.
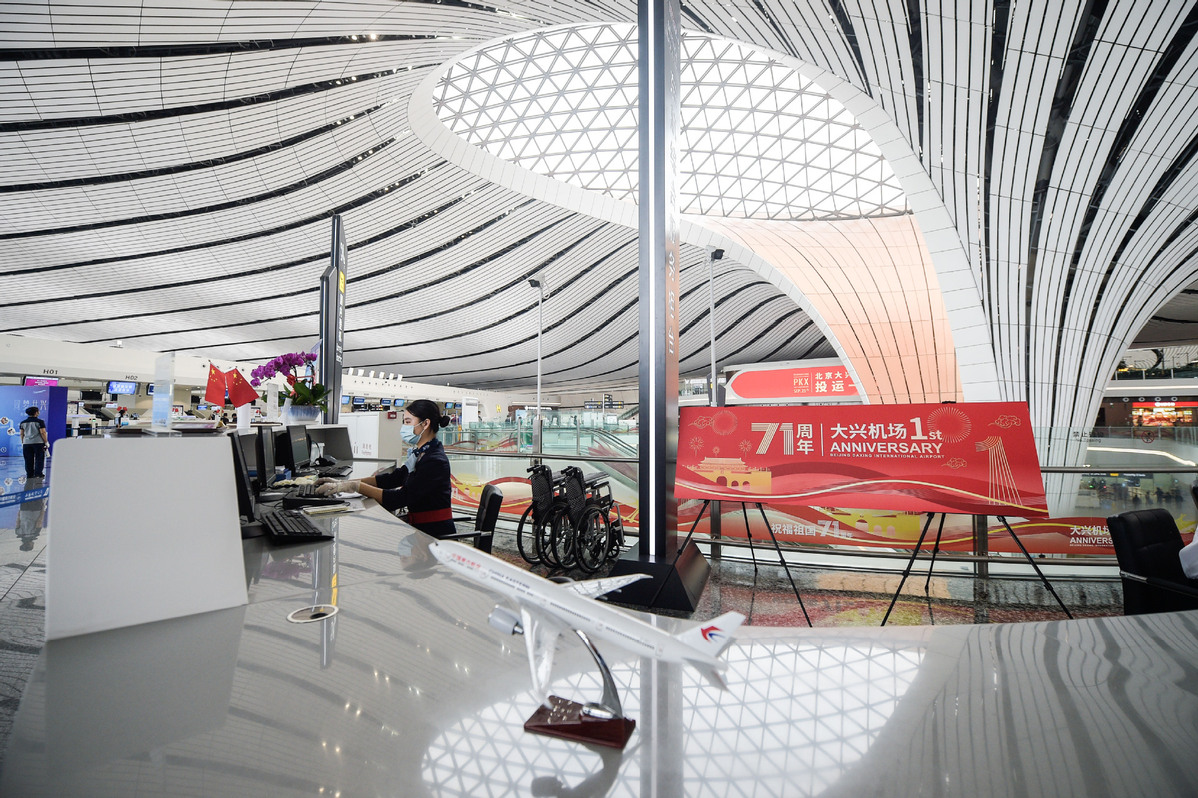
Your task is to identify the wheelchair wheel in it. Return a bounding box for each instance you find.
[575,504,612,574]
[548,508,579,569]
[538,504,566,568]
[516,505,540,565]
[605,504,626,562]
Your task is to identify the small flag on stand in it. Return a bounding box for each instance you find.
[205,364,227,406]
[226,369,260,408]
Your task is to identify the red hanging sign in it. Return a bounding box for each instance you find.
[725,363,858,403]
[678,403,1048,517]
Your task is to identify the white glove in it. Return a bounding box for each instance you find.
[315,479,359,496]
[314,477,341,486]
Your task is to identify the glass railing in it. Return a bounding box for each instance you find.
[455,422,639,456]
[1111,366,1198,380]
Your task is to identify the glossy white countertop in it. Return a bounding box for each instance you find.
[3,502,1196,797]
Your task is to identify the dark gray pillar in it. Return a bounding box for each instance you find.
[319,215,347,424]
[638,0,682,559]
[608,0,709,611]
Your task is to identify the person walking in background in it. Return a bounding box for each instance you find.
[20,406,48,479]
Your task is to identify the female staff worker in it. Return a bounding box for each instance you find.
[315,399,455,537]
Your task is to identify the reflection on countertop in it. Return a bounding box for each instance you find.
[2,500,1196,797]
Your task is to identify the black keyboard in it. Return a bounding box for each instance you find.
[258,507,333,543]
[319,464,352,477]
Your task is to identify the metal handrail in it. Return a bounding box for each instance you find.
[445,448,638,463]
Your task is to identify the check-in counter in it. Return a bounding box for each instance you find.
[5,500,1198,796]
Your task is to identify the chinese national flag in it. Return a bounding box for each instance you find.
[226,369,260,407]
[204,364,227,405]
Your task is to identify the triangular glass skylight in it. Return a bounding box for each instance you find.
[432,24,909,221]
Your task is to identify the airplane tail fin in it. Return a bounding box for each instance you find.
[674,611,745,658]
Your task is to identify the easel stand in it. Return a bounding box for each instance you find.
[995,515,1074,619]
[649,499,811,626]
[880,513,1073,626]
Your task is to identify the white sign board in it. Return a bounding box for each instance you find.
[46,437,248,639]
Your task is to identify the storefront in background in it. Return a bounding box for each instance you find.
[1099,396,1198,427]
[1131,400,1198,427]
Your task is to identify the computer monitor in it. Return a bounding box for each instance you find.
[286,425,311,471]
[256,425,276,487]
[273,428,293,473]
[340,395,350,405]
[307,426,353,461]
[235,430,261,486]
[395,398,405,408]
[228,433,256,523]
[379,398,392,408]
[351,397,365,406]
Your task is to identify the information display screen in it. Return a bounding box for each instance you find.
[107,380,137,395]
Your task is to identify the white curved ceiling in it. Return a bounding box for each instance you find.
[2,1,1197,436]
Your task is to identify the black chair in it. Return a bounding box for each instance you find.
[443,483,503,553]
[1106,508,1198,615]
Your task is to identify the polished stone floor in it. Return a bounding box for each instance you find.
[0,458,49,774]
[0,455,1124,775]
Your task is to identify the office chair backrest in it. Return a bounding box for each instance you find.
[1106,508,1196,614]
[474,483,503,533]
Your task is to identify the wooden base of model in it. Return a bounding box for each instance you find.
[524,629,635,749]
[524,695,636,749]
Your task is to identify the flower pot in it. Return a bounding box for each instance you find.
[282,402,322,427]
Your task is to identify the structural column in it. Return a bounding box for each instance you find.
[612,0,709,611]
[638,0,683,559]
[319,215,348,424]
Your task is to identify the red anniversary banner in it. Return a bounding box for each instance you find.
[678,403,1048,517]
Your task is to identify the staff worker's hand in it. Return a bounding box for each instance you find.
[315,479,360,496]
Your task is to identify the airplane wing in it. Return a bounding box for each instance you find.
[520,606,566,707]
[563,573,651,600]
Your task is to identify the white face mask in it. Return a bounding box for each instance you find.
[400,423,420,445]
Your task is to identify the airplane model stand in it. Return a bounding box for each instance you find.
[524,630,636,749]
[880,513,1073,626]
[652,499,812,626]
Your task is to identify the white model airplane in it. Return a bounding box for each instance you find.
[429,540,745,707]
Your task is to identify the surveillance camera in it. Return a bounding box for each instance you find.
[528,277,541,288]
